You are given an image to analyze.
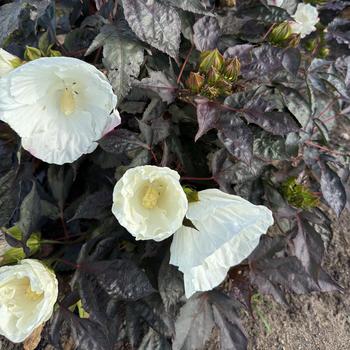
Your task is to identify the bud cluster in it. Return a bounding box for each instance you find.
[186,49,240,100]
[281,177,319,209]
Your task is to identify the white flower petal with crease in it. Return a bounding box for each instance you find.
[0,56,120,164]
[170,189,274,298]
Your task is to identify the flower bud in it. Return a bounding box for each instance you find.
[0,227,41,266]
[222,57,240,81]
[207,67,221,85]
[199,49,224,73]
[24,46,43,61]
[318,47,330,58]
[201,84,221,99]
[288,34,301,48]
[0,49,22,77]
[186,72,205,93]
[269,22,292,44]
[183,186,199,203]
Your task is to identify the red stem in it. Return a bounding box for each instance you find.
[177,45,194,84]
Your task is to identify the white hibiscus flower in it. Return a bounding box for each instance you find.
[290,3,319,38]
[170,189,274,298]
[0,259,58,343]
[0,56,120,164]
[112,165,188,241]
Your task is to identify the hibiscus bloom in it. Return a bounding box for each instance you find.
[112,165,188,241]
[290,3,319,38]
[0,259,58,343]
[0,57,120,164]
[170,189,274,298]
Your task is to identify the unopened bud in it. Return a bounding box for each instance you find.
[199,49,224,73]
[186,72,205,93]
[318,47,330,58]
[24,46,42,61]
[207,67,221,85]
[201,84,221,99]
[269,22,292,44]
[223,57,240,81]
[183,186,199,203]
[288,34,301,48]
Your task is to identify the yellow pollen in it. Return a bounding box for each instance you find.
[25,286,43,301]
[142,186,160,209]
[60,88,75,116]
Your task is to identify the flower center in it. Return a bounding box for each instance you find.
[60,88,76,116]
[24,285,43,301]
[142,185,161,209]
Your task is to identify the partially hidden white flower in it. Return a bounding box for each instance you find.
[170,189,274,298]
[0,259,58,343]
[0,49,20,77]
[0,56,120,165]
[267,0,284,7]
[290,3,319,38]
[112,165,188,241]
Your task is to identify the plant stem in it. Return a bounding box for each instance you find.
[177,44,194,84]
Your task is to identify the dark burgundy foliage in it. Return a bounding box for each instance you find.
[0,0,349,349]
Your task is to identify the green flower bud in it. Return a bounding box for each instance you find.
[269,22,292,44]
[305,38,318,52]
[281,177,319,209]
[207,67,222,85]
[186,72,205,93]
[318,47,330,58]
[0,227,41,266]
[183,186,199,203]
[24,46,43,61]
[201,84,221,99]
[199,49,224,74]
[49,48,62,57]
[288,34,301,48]
[223,57,240,82]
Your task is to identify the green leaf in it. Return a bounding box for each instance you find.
[121,0,182,58]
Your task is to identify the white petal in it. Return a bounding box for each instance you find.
[0,57,119,164]
[170,189,274,298]
[112,166,188,241]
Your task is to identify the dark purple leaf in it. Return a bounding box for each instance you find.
[195,99,219,141]
[92,259,155,300]
[242,109,299,135]
[158,253,184,315]
[293,218,324,282]
[193,16,220,51]
[98,129,148,154]
[319,161,347,216]
[282,47,301,76]
[135,71,177,104]
[121,0,181,58]
[69,189,112,221]
[217,113,253,164]
[173,291,247,350]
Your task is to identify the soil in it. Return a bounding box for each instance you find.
[245,210,350,350]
